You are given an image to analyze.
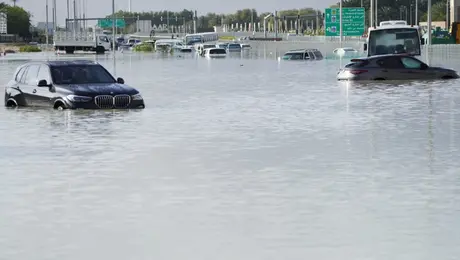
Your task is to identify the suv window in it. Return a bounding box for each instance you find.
[15,67,25,82]
[284,53,304,60]
[19,66,29,84]
[37,65,51,83]
[25,65,40,85]
[376,57,404,68]
[313,51,323,59]
[400,57,423,69]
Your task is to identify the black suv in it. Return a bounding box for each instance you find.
[4,60,145,109]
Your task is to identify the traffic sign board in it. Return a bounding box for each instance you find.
[97,19,126,28]
[324,7,365,36]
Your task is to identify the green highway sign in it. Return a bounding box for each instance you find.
[324,7,365,36]
[97,19,126,28]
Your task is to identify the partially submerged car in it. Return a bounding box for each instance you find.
[4,60,145,109]
[332,47,359,57]
[282,49,324,60]
[337,54,459,81]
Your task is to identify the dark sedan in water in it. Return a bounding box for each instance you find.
[337,54,459,81]
[4,60,145,109]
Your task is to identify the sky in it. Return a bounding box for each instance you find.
[17,0,336,24]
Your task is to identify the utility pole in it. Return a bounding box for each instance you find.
[66,0,69,29]
[73,0,76,36]
[112,0,116,75]
[446,0,449,30]
[167,11,169,33]
[370,0,374,27]
[193,10,197,34]
[51,1,55,33]
[316,11,319,35]
[410,4,413,25]
[339,0,343,46]
[46,0,49,47]
[375,0,378,25]
[415,0,418,25]
[274,10,278,38]
[251,9,254,35]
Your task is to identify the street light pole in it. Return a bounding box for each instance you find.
[112,0,116,75]
[410,4,413,25]
[370,0,374,27]
[46,0,49,48]
[339,0,343,46]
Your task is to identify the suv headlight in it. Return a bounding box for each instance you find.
[66,95,92,102]
[131,93,143,100]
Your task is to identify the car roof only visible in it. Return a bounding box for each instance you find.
[359,53,416,60]
[20,60,98,67]
[46,60,99,66]
[286,49,320,53]
[12,60,98,67]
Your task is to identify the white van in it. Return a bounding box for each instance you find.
[204,48,226,58]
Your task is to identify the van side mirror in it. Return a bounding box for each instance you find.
[363,43,367,51]
[116,77,125,84]
[421,38,425,45]
[37,79,50,87]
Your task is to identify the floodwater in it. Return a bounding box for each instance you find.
[1,50,460,260]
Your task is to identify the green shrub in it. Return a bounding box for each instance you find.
[219,36,236,41]
[133,44,154,52]
[19,45,42,52]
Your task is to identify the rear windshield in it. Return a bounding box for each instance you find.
[50,65,115,85]
[345,60,369,68]
[209,48,226,54]
[228,44,241,48]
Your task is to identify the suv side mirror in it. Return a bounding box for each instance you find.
[116,77,125,84]
[37,79,50,87]
[420,63,428,70]
[420,38,425,45]
[363,43,367,51]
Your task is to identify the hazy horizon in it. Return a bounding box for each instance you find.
[16,0,337,24]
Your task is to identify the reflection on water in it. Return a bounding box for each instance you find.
[0,52,460,260]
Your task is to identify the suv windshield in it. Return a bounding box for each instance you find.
[50,65,115,85]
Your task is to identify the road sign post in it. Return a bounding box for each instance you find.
[97,18,126,28]
[324,7,365,36]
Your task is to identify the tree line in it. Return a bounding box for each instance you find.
[0,2,31,38]
[106,2,447,33]
[106,8,324,32]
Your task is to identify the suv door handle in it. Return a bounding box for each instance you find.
[32,89,36,93]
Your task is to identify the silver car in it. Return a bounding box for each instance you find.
[337,54,459,81]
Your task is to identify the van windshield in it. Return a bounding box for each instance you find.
[50,65,116,85]
[368,28,421,56]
